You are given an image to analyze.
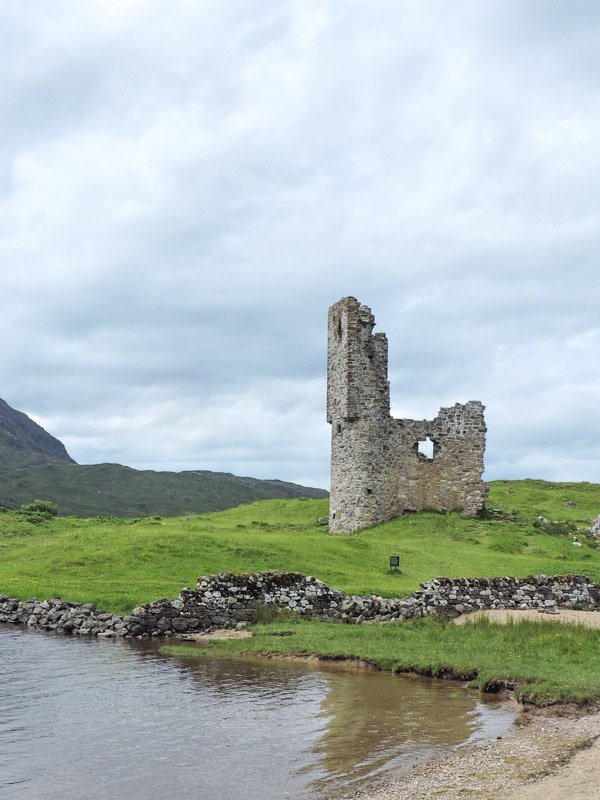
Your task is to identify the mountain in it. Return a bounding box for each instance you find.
[0,398,75,470]
[0,398,328,516]
[0,463,328,517]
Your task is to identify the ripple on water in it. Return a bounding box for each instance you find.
[0,627,514,799]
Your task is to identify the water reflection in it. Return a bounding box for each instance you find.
[146,640,514,796]
[310,670,511,794]
[0,628,514,799]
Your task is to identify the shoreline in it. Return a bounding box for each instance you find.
[5,621,600,797]
[332,608,600,799]
[176,609,600,798]
[335,702,600,800]
[184,625,600,799]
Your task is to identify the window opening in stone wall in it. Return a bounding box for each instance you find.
[335,316,342,340]
[366,488,373,495]
[417,437,434,460]
[337,424,342,434]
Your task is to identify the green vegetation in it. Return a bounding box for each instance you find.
[2,478,600,702]
[0,462,327,517]
[0,395,326,517]
[20,499,59,518]
[0,479,599,615]
[164,615,600,703]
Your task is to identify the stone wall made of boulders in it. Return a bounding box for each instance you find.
[1,571,599,639]
[409,574,600,617]
[123,572,347,637]
[0,596,126,638]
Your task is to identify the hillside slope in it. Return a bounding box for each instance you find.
[0,480,598,614]
[0,462,327,516]
[0,397,327,516]
[0,398,75,469]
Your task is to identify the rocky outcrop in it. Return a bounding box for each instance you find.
[1,572,599,639]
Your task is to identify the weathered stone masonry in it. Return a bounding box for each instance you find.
[327,297,487,533]
[1,573,598,638]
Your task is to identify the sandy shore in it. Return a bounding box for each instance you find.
[338,609,600,800]
[338,703,600,800]
[453,607,600,630]
[183,611,600,798]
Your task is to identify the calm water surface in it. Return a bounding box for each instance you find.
[0,627,514,799]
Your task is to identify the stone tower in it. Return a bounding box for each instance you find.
[327,297,487,533]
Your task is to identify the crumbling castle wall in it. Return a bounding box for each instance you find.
[327,297,486,533]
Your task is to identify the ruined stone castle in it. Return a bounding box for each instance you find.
[327,297,487,533]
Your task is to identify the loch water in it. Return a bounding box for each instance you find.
[0,627,514,799]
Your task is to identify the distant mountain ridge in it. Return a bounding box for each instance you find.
[0,398,75,470]
[0,398,328,516]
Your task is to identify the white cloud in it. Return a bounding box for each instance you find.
[2,0,600,487]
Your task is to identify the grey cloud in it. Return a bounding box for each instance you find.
[2,1,599,488]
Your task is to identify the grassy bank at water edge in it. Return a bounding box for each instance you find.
[164,614,600,704]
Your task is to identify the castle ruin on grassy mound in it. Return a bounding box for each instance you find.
[327,297,487,533]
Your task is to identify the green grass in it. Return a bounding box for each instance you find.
[3,478,600,703]
[164,615,600,704]
[1,479,599,615]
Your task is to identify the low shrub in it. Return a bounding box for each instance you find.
[19,499,59,523]
[533,517,578,536]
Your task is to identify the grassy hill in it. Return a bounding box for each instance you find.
[0,397,327,516]
[0,462,328,517]
[1,479,599,615]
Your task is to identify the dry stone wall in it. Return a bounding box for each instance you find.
[1,572,599,638]
[327,297,487,533]
[0,596,126,637]
[409,574,600,616]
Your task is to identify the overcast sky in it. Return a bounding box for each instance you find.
[2,0,599,489]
